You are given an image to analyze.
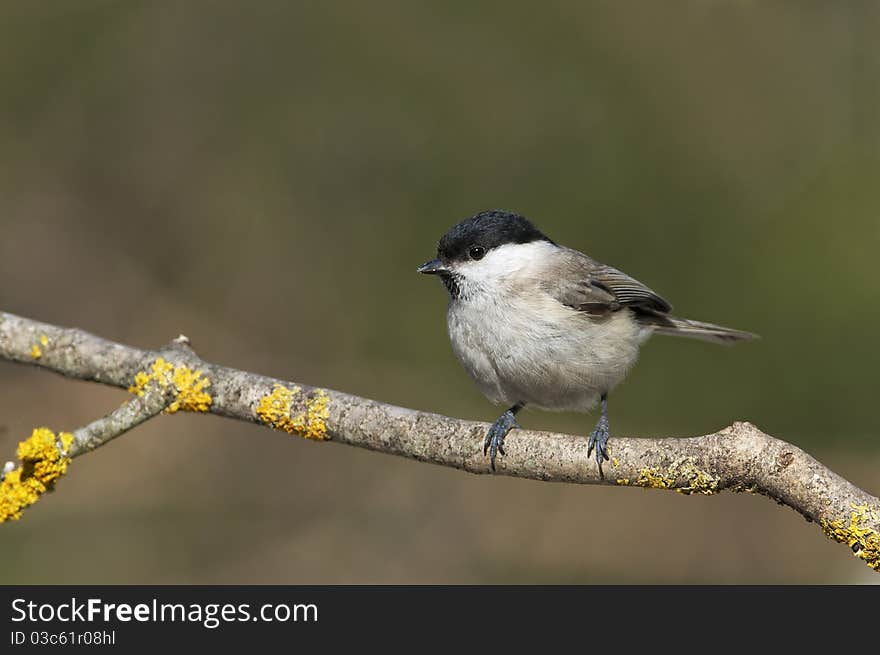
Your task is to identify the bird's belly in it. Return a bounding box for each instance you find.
[447,299,642,412]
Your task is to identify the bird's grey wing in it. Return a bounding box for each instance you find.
[541,248,672,315]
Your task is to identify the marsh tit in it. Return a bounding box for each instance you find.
[418,210,756,476]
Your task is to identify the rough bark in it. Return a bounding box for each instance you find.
[1,310,877,572]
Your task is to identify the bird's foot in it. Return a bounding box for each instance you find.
[483,410,520,471]
[587,414,610,478]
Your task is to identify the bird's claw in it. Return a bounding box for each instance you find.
[484,410,520,471]
[587,415,610,478]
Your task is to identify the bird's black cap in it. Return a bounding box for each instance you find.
[437,210,553,262]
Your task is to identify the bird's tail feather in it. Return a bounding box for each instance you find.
[642,314,759,345]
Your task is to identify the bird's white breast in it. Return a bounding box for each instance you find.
[446,241,644,412]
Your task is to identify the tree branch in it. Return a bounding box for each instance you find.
[66,382,173,458]
[1,310,878,572]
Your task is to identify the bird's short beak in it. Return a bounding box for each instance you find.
[417,258,448,275]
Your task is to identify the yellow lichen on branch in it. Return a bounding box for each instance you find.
[0,428,74,522]
[128,357,212,413]
[303,390,330,440]
[29,334,49,360]
[256,384,330,440]
[822,505,880,572]
[256,384,301,433]
[616,458,720,496]
[675,460,721,495]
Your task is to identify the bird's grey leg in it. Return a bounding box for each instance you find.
[587,394,610,478]
[484,402,524,471]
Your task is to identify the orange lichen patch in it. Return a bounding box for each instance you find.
[256,385,330,440]
[128,357,212,413]
[0,428,74,523]
[822,505,880,572]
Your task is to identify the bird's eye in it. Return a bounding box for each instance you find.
[469,246,486,261]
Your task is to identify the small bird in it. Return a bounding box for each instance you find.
[418,210,756,475]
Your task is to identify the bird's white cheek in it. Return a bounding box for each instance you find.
[454,241,558,287]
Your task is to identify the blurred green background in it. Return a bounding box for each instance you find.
[1,1,878,583]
